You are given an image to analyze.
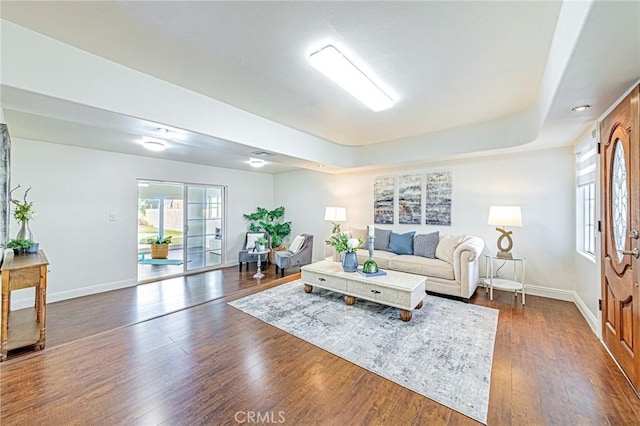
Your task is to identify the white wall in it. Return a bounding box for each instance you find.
[572,127,601,335]
[9,138,274,306]
[275,148,576,297]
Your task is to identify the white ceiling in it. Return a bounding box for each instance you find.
[1,1,639,174]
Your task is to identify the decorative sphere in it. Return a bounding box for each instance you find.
[363,259,379,274]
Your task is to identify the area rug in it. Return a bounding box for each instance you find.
[138,258,183,265]
[229,280,499,424]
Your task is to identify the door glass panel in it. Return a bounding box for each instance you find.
[612,139,628,261]
[137,181,184,281]
[186,185,224,270]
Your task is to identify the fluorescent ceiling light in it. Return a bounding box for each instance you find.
[248,158,266,168]
[142,137,166,152]
[309,45,394,112]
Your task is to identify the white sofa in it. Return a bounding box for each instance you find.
[349,230,485,301]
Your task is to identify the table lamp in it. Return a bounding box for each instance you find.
[488,206,522,259]
[324,207,346,234]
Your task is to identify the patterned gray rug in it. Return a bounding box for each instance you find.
[229,280,499,424]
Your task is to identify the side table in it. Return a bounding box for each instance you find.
[249,249,269,279]
[484,254,526,305]
[1,249,49,361]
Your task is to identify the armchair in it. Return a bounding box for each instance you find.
[275,234,314,277]
[238,232,270,272]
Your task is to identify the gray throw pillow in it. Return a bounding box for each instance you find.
[414,231,439,258]
[374,228,391,250]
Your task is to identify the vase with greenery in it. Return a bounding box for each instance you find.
[256,236,268,252]
[147,235,172,259]
[242,206,292,249]
[10,185,36,241]
[325,233,363,272]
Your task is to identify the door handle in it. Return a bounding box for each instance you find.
[630,230,639,239]
[618,248,640,258]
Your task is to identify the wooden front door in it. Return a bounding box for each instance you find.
[601,85,640,390]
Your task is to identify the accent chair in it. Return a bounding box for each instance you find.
[275,234,314,277]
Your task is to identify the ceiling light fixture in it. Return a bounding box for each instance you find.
[142,137,166,152]
[156,127,169,134]
[248,158,266,168]
[571,104,591,112]
[309,45,394,112]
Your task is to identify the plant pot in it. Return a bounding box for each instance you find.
[27,243,40,253]
[151,243,169,259]
[342,251,358,273]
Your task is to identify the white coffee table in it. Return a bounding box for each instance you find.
[301,260,426,321]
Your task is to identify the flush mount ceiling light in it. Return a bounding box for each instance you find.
[142,137,166,152]
[309,45,394,112]
[571,104,591,112]
[248,158,266,168]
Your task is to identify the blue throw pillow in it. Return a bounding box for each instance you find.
[387,231,416,255]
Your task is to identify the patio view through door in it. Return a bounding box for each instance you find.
[137,180,225,282]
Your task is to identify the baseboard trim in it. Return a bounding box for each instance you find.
[524,284,574,301]
[10,279,137,310]
[573,292,600,337]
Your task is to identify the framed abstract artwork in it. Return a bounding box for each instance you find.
[425,171,452,226]
[374,176,395,224]
[398,174,421,224]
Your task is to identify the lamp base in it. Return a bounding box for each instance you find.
[496,251,513,259]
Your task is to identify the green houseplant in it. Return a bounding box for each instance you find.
[243,206,292,249]
[7,238,34,255]
[146,235,172,259]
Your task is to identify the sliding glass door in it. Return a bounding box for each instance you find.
[137,180,225,281]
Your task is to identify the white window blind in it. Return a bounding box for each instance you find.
[576,140,597,186]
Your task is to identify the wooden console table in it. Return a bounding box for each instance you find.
[1,249,49,361]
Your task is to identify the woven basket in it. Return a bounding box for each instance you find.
[151,243,169,259]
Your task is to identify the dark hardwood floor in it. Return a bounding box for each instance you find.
[1,263,639,425]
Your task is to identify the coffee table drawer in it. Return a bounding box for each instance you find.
[302,270,347,292]
[348,280,412,307]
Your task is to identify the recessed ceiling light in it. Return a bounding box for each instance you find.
[571,104,591,112]
[248,158,266,168]
[142,137,166,151]
[156,127,169,134]
[309,45,394,112]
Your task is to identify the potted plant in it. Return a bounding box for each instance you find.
[146,235,173,259]
[7,239,34,255]
[243,206,292,261]
[255,236,268,252]
[326,233,363,272]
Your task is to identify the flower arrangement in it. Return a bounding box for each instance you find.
[10,185,36,222]
[325,232,363,253]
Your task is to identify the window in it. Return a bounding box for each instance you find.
[575,133,597,259]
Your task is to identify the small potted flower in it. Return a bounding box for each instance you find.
[6,239,34,255]
[146,235,173,259]
[325,232,363,272]
[255,236,268,252]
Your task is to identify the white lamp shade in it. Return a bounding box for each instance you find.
[488,206,522,227]
[324,207,347,222]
